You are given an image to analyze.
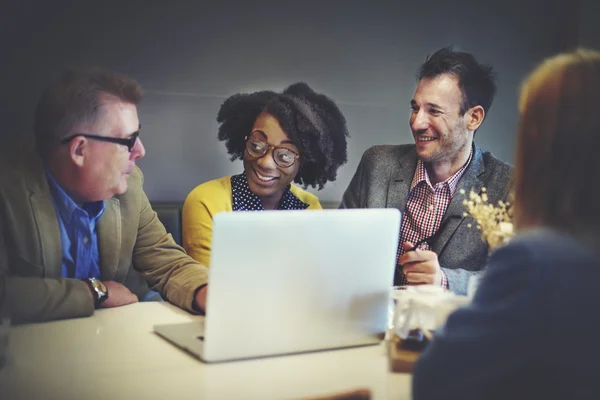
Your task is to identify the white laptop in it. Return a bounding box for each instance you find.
[154,208,401,363]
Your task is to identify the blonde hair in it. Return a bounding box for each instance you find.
[515,49,600,239]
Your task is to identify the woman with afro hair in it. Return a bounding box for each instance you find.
[182,82,350,267]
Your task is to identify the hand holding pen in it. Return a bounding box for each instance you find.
[398,216,461,285]
[398,241,443,285]
[397,216,459,285]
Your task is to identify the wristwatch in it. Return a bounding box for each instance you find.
[85,278,109,308]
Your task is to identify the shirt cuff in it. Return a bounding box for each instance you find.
[440,269,449,289]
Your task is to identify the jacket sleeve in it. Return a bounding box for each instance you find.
[0,212,94,324]
[132,180,209,313]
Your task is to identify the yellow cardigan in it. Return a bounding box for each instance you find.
[182,176,322,267]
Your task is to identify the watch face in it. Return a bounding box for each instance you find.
[90,279,107,297]
[95,280,108,294]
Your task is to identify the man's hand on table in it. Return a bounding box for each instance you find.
[398,242,443,286]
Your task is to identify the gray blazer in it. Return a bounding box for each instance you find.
[339,143,514,294]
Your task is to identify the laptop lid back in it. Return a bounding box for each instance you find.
[203,208,401,362]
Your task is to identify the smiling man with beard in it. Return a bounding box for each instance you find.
[340,47,514,295]
[0,68,210,323]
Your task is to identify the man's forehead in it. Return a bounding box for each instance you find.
[412,74,463,108]
[93,99,139,136]
[97,96,137,111]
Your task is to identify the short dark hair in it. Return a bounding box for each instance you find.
[417,47,497,116]
[217,82,349,189]
[34,67,143,156]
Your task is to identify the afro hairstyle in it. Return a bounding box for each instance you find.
[216,82,349,189]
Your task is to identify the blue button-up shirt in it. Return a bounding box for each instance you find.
[45,170,105,279]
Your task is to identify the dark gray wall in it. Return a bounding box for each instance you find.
[580,0,600,50]
[1,0,567,202]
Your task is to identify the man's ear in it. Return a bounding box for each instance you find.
[68,137,87,167]
[466,105,485,131]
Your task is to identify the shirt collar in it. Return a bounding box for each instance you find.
[45,168,105,222]
[410,147,474,196]
[231,172,309,211]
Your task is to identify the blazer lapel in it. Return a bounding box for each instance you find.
[433,145,485,255]
[98,197,121,281]
[386,149,418,209]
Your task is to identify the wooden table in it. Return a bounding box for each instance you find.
[0,303,412,400]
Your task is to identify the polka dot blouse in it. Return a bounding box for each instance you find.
[231,172,309,211]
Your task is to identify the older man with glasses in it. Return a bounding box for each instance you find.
[0,67,209,324]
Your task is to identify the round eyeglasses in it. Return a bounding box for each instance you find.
[245,136,300,168]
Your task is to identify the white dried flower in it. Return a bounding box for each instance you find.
[461,187,514,251]
[499,222,514,235]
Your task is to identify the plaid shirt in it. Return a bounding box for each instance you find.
[396,150,473,287]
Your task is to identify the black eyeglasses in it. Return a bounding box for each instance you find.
[245,135,300,168]
[61,126,141,152]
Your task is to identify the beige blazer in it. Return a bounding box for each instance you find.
[0,140,209,323]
